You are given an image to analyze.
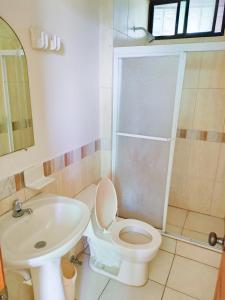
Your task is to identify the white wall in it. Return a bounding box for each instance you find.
[113,0,225,47]
[0,0,100,180]
[114,0,149,46]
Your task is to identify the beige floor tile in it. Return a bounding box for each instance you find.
[99,279,164,300]
[163,287,197,300]
[167,206,188,227]
[149,250,174,285]
[76,254,109,300]
[176,241,221,268]
[160,236,177,253]
[166,224,183,235]
[182,229,209,243]
[184,212,224,236]
[167,256,218,300]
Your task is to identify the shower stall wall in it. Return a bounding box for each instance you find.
[112,51,186,229]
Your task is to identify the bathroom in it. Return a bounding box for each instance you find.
[0,0,225,299]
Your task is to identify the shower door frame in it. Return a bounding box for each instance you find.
[112,41,225,233]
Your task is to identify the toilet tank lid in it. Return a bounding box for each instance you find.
[95,177,118,230]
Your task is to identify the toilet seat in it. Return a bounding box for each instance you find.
[109,218,161,250]
[95,178,161,251]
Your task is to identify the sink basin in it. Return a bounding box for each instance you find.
[0,194,90,300]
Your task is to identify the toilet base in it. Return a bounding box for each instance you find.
[89,256,149,286]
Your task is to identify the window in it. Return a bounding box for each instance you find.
[148,0,225,39]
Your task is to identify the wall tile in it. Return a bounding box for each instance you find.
[199,51,225,89]
[167,206,188,228]
[0,176,16,200]
[193,89,225,132]
[185,177,214,214]
[169,174,188,209]
[216,144,225,182]
[211,181,225,218]
[170,175,213,214]
[178,89,197,129]
[172,138,191,178]
[183,52,202,89]
[0,189,26,216]
[184,211,224,236]
[188,140,220,181]
[166,224,183,235]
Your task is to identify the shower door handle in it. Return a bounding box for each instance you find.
[208,232,225,250]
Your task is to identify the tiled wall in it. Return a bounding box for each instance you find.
[0,139,102,216]
[169,51,225,218]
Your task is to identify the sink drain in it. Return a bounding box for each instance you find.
[34,241,47,249]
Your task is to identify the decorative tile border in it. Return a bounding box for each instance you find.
[0,138,102,201]
[177,129,225,143]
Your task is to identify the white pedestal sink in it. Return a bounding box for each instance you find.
[0,194,90,300]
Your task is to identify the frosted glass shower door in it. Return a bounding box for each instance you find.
[113,53,186,229]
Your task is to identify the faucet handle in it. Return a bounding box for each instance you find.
[13,199,22,212]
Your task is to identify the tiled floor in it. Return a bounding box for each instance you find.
[166,205,225,244]
[75,237,220,300]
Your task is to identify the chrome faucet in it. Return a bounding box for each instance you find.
[12,199,33,218]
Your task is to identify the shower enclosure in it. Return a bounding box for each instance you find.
[112,43,225,249]
[112,50,186,230]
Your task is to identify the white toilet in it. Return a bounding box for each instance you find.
[76,178,161,286]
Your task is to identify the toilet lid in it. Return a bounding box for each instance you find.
[95,178,118,230]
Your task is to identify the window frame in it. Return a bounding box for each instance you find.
[148,0,225,40]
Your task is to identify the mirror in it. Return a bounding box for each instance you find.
[0,18,34,157]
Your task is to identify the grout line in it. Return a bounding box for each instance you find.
[169,204,224,221]
[182,209,190,234]
[160,251,176,300]
[174,252,220,269]
[174,253,219,270]
[98,279,111,300]
[166,286,200,300]
[161,241,177,299]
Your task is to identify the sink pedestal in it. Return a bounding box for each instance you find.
[31,258,66,300]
